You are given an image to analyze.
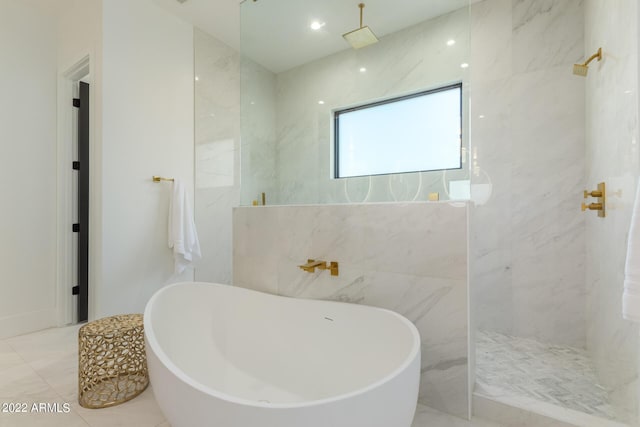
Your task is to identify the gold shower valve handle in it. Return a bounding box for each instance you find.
[583,190,603,198]
[581,202,603,212]
[319,261,340,276]
[581,182,606,217]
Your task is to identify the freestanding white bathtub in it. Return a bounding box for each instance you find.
[144,282,421,427]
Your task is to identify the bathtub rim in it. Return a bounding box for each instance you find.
[143,281,421,410]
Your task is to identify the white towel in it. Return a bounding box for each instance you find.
[168,178,201,275]
[623,177,640,322]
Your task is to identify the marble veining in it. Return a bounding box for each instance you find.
[584,0,640,421]
[476,330,628,423]
[470,0,586,348]
[241,6,471,205]
[511,0,584,73]
[233,202,470,418]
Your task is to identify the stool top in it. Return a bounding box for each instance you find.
[79,314,143,336]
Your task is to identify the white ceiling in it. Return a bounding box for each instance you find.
[155,0,473,74]
[153,0,241,51]
[242,0,471,73]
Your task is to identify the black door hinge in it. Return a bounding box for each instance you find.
[73,98,81,108]
[72,286,80,295]
[72,161,80,170]
[72,223,80,232]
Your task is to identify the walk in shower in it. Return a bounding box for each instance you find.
[470,0,639,424]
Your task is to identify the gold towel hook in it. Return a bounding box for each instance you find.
[152,176,174,183]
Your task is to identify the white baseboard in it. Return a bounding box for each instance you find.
[0,309,57,340]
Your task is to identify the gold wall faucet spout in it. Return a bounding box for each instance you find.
[298,259,340,276]
[298,259,326,273]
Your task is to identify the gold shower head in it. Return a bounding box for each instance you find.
[343,3,379,49]
[573,47,602,77]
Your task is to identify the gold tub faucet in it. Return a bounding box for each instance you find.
[298,259,339,276]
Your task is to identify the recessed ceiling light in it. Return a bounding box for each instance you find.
[194,76,199,81]
[318,100,325,105]
[479,115,485,119]
[447,39,456,46]
[460,63,469,69]
[359,67,367,73]
[310,21,326,31]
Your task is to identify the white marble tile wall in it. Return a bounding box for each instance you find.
[584,0,639,422]
[469,0,587,347]
[193,29,242,284]
[233,202,470,418]
[239,7,471,206]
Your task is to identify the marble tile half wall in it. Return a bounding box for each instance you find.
[233,202,470,418]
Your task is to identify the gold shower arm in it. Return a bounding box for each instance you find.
[359,3,364,28]
[582,47,602,67]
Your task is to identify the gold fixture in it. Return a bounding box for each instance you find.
[298,259,339,276]
[581,202,603,211]
[152,176,174,183]
[582,182,606,217]
[78,314,149,409]
[573,47,602,76]
[583,189,603,198]
[252,193,267,206]
[342,3,379,49]
[428,192,440,201]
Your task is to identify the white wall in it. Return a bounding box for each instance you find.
[584,0,639,421]
[1,0,196,332]
[56,0,102,325]
[57,0,102,71]
[99,0,194,317]
[0,0,59,338]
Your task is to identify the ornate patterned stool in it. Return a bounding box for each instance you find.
[78,314,149,408]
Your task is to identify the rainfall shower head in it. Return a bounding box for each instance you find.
[572,63,589,77]
[573,47,602,77]
[343,3,378,49]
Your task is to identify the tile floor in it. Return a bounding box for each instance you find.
[0,325,501,427]
[476,330,626,424]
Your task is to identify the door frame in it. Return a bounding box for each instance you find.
[57,55,92,325]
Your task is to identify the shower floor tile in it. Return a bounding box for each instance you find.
[476,330,627,424]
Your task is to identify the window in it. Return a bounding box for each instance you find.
[334,83,462,178]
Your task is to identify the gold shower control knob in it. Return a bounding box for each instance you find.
[582,202,603,211]
[583,190,603,198]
